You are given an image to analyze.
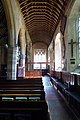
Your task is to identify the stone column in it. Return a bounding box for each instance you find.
[7,47,17,80]
[18,54,25,78]
[20,54,25,67]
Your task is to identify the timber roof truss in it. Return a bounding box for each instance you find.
[18,0,70,46]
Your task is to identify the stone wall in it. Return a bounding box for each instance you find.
[66,0,80,72]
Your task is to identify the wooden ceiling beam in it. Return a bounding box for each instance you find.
[21,2,61,15]
[26,20,55,27]
[26,22,55,32]
[26,25,55,33]
[24,13,57,24]
[18,0,70,46]
[24,10,58,20]
[27,24,55,33]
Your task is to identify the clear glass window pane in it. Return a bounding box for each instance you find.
[79,17,80,21]
[78,27,80,31]
[79,43,80,48]
[79,32,80,37]
[79,21,80,26]
[34,49,46,69]
[78,17,80,61]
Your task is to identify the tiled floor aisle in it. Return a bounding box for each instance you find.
[42,75,76,120]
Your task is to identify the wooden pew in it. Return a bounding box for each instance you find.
[51,71,80,119]
[24,77,43,83]
[51,71,68,93]
[0,78,49,120]
[58,72,74,96]
[25,70,42,78]
[0,77,43,84]
[64,74,80,116]
[51,71,74,94]
[50,71,61,89]
[0,100,48,120]
[0,78,45,100]
[0,78,44,90]
[0,76,7,80]
[0,89,45,101]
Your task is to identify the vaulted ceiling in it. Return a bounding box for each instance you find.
[18,0,71,46]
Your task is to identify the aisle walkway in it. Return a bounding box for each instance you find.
[42,75,76,120]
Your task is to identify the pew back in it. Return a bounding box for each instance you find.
[61,72,75,85]
[51,70,61,80]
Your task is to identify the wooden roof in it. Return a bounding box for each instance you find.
[18,0,71,46]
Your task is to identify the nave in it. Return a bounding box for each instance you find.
[42,75,77,120]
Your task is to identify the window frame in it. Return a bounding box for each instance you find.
[78,17,80,65]
[34,49,46,69]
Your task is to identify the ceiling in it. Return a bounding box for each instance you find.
[18,0,70,46]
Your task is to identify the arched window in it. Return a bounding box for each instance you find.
[34,49,46,69]
[55,33,62,71]
[78,17,80,65]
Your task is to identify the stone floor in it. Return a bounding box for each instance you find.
[42,75,77,120]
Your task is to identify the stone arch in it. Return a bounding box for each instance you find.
[2,0,26,79]
[0,0,8,79]
[2,0,15,47]
[17,27,26,79]
[18,27,26,67]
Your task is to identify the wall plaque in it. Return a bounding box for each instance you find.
[70,58,75,64]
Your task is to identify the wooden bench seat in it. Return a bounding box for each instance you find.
[0,78,45,100]
[51,71,80,119]
[65,90,80,103]
[0,77,49,120]
[0,79,44,90]
[0,83,43,87]
[0,89,45,101]
[25,70,42,79]
[51,77,59,88]
[65,89,80,117]
[0,100,48,120]
[51,77,68,96]
[65,84,80,110]
[0,100,48,111]
[0,76,7,80]
[57,82,68,91]
[0,86,44,90]
[0,78,43,84]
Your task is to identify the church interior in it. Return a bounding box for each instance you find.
[0,0,80,120]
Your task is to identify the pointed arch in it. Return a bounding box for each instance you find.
[18,27,26,66]
[55,33,62,71]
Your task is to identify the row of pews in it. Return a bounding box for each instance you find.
[51,71,80,119]
[0,77,49,120]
